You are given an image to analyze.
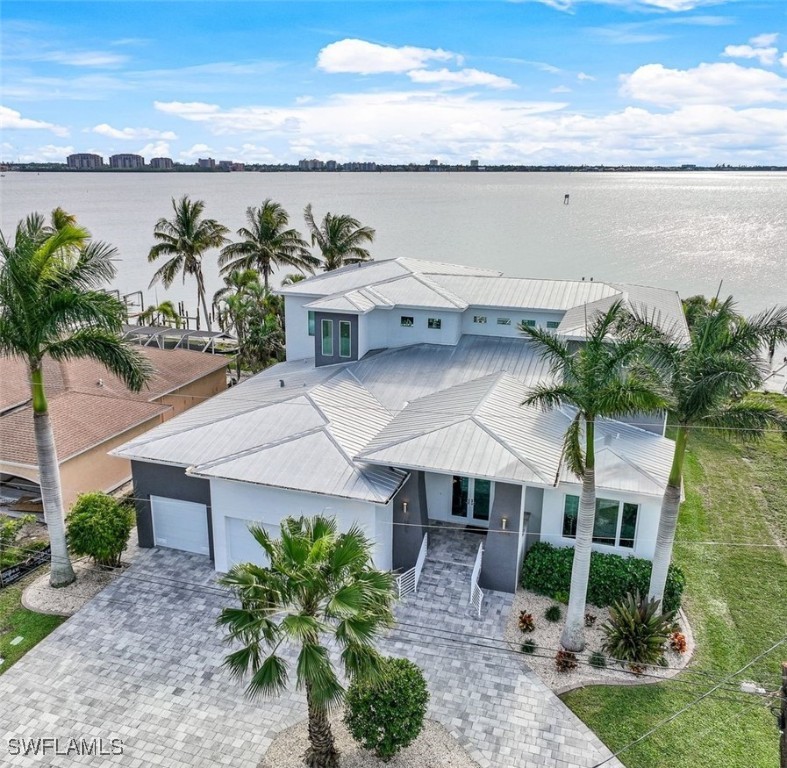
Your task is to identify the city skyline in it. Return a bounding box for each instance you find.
[2,0,786,166]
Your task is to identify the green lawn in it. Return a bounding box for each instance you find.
[0,572,65,674]
[563,394,787,768]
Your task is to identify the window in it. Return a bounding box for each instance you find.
[562,495,639,549]
[339,321,351,358]
[497,317,512,326]
[307,311,315,336]
[321,319,333,356]
[427,318,442,330]
[400,316,414,328]
[547,321,560,329]
[522,319,536,328]
[473,315,487,324]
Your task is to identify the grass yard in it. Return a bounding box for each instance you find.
[0,572,65,674]
[563,394,787,768]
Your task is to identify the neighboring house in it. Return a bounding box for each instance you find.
[114,258,686,593]
[0,348,227,514]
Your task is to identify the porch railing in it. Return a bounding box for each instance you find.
[396,532,428,599]
[469,541,484,617]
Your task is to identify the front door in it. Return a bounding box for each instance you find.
[451,476,493,526]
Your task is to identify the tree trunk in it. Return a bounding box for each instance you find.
[304,682,338,768]
[648,425,689,610]
[561,417,595,652]
[197,278,212,333]
[30,365,76,588]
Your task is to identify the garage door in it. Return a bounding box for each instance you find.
[226,518,279,569]
[151,496,210,556]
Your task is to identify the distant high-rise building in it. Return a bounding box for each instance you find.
[67,153,104,169]
[470,159,479,168]
[429,159,439,167]
[197,157,216,169]
[109,154,144,169]
[150,157,174,169]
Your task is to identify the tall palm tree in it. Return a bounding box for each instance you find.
[633,298,787,608]
[148,195,229,332]
[520,302,667,651]
[218,516,395,768]
[304,204,376,272]
[219,201,318,290]
[0,213,151,587]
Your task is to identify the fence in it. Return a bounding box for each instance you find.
[469,541,484,617]
[396,533,428,599]
[0,546,51,589]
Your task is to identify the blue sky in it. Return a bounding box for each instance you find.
[2,0,786,165]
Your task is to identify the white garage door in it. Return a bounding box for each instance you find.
[151,496,210,556]
[226,518,279,569]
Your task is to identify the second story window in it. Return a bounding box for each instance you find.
[497,317,512,326]
[473,316,487,324]
[321,319,333,356]
[339,321,351,357]
[400,316,414,328]
[308,311,315,336]
[522,319,536,328]
[427,318,442,330]
[547,320,560,329]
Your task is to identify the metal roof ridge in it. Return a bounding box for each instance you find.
[470,413,552,483]
[594,445,664,490]
[356,411,468,458]
[412,273,469,308]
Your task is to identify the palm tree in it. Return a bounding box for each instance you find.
[218,516,395,768]
[219,201,318,290]
[304,204,376,272]
[633,297,787,608]
[520,302,667,651]
[148,195,229,332]
[281,272,307,287]
[0,213,151,587]
[137,300,181,328]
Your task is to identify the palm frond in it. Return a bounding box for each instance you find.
[562,411,585,478]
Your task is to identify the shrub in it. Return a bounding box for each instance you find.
[520,639,536,655]
[545,605,562,623]
[521,542,685,614]
[670,631,688,654]
[67,492,134,567]
[518,611,535,633]
[553,590,569,605]
[555,649,578,673]
[0,513,34,549]
[601,591,674,667]
[344,657,429,761]
[584,612,597,628]
[589,651,607,669]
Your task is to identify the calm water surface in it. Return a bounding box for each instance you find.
[2,171,785,315]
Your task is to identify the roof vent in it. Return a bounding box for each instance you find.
[97,378,104,387]
[279,379,285,388]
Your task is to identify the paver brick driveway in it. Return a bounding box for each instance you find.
[0,546,621,767]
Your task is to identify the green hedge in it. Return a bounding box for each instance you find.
[521,542,685,614]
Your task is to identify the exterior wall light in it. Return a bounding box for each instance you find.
[402,501,409,516]
[501,516,509,531]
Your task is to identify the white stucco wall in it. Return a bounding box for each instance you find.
[358,309,462,354]
[460,308,565,338]
[539,484,661,561]
[283,295,315,360]
[209,478,392,572]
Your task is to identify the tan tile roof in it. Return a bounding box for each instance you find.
[0,348,227,466]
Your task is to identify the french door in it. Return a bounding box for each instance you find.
[451,476,493,526]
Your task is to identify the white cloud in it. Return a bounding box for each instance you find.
[723,44,779,67]
[551,85,573,93]
[92,123,177,140]
[577,72,595,81]
[0,105,68,136]
[46,51,127,67]
[317,38,456,75]
[750,33,778,48]
[408,68,516,90]
[138,141,171,157]
[782,53,787,68]
[525,0,730,10]
[620,62,787,107]
[17,144,75,162]
[178,143,212,160]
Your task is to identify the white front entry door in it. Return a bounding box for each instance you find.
[150,496,210,555]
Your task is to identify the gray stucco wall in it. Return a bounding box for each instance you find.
[480,482,522,593]
[392,472,428,571]
[314,312,358,367]
[523,486,544,555]
[130,460,214,559]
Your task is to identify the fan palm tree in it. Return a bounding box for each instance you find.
[632,297,787,609]
[0,213,152,587]
[218,516,395,768]
[519,301,667,651]
[148,195,229,332]
[219,201,318,290]
[304,204,376,272]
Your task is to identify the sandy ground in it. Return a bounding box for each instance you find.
[503,589,694,693]
[260,717,478,768]
[22,531,140,616]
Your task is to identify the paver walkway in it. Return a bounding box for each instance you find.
[0,540,621,767]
